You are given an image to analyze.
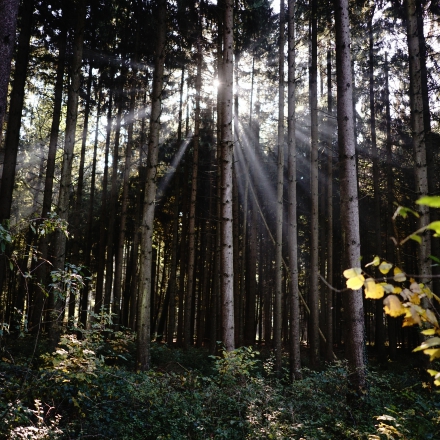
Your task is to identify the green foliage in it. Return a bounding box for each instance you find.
[2,343,440,439]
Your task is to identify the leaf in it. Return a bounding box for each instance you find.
[393,205,419,219]
[346,274,365,290]
[364,278,384,299]
[383,295,406,317]
[413,337,440,352]
[425,309,438,326]
[416,196,440,208]
[427,221,440,235]
[423,349,440,361]
[409,234,422,244]
[421,329,437,336]
[427,369,440,377]
[393,267,406,282]
[365,256,381,267]
[429,255,440,264]
[343,267,364,290]
[380,283,395,294]
[343,267,362,278]
[379,262,392,275]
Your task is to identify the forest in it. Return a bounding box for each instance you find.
[1,0,440,438]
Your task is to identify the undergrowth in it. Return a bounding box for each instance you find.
[1,331,440,439]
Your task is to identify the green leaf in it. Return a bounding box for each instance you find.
[416,196,440,208]
[429,255,440,264]
[427,221,440,235]
[409,234,422,244]
[394,206,419,219]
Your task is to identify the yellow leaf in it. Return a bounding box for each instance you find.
[425,309,439,326]
[409,294,421,305]
[403,317,417,327]
[427,369,440,377]
[413,337,440,352]
[383,295,405,317]
[380,283,395,294]
[379,262,392,275]
[343,267,362,278]
[393,287,402,294]
[346,274,365,290]
[365,256,381,267]
[421,329,437,336]
[393,267,406,282]
[423,348,440,361]
[364,278,384,299]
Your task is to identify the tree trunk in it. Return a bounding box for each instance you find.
[50,0,86,351]
[136,0,166,371]
[287,0,301,380]
[0,0,19,142]
[274,0,285,374]
[220,0,235,351]
[309,0,320,369]
[184,41,202,349]
[334,0,366,389]
[406,0,431,283]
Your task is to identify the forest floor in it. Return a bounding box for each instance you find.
[1,329,440,439]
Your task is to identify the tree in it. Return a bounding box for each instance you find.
[50,0,86,351]
[0,0,19,144]
[274,0,285,374]
[334,0,366,388]
[136,0,167,371]
[287,0,302,380]
[220,0,235,351]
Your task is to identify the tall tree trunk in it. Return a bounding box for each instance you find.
[368,9,385,362]
[0,0,34,296]
[136,0,166,371]
[50,0,86,351]
[334,0,366,388]
[167,66,185,345]
[220,0,235,351]
[0,0,19,143]
[94,77,113,314]
[325,45,334,363]
[104,74,124,311]
[288,0,301,380]
[81,85,102,328]
[309,0,320,369]
[275,0,285,374]
[184,41,202,349]
[31,20,68,331]
[406,0,430,283]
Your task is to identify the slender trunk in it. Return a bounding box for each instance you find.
[368,10,385,362]
[81,86,102,328]
[309,0,320,369]
[334,0,366,388]
[136,0,166,370]
[94,83,113,314]
[31,24,67,331]
[167,67,185,345]
[275,0,285,373]
[406,0,430,283]
[325,46,334,363]
[50,0,86,350]
[184,42,202,349]
[288,0,301,379]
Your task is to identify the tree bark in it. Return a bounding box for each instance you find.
[275,0,285,374]
[0,0,19,143]
[220,0,235,351]
[334,0,366,388]
[136,0,166,371]
[287,0,301,380]
[184,41,202,349]
[50,0,86,351]
[309,0,320,369]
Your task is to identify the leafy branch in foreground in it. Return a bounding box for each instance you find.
[343,196,440,384]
